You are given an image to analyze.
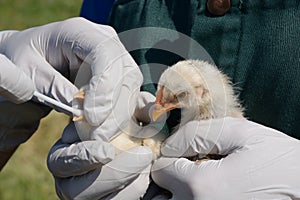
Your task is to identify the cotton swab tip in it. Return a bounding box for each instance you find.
[33,91,83,116]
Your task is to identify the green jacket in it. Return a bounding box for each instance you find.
[109,0,300,139]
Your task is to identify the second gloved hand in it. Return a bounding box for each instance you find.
[151,117,300,199]
[48,122,153,199]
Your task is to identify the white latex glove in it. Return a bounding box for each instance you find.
[0,17,142,125]
[76,91,167,144]
[0,54,34,103]
[47,91,164,199]
[0,18,142,168]
[47,123,115,178]
[48,122,153,200]
[151,117,300,200]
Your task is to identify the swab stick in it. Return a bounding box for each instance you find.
[33,91,83,117]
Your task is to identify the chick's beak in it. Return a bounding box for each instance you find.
[152,103,180,121]
[152,87,180,121]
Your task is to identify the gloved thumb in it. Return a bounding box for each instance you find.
[161,118,249,158]
[161,119,224,158]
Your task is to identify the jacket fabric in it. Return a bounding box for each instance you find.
[109,0,300,138]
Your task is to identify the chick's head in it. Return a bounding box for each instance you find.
[153,60,243,123]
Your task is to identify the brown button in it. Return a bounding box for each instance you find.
[207,0,231,16]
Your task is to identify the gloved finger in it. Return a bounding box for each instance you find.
[0,30,18,44]
[151,157,222,200]
[83,41,143,127]
[47,138,115,178]
[23,56,79,114]
[134,91,168,124]
[47,139,115,178]
[103,165,151,200]
[161,120,211,158]
[0,54,34,103]
[54,146,152,200]
[134,91,156,124]
[161,117,248,158]
[79,65,143,142]
[69,20,143,127]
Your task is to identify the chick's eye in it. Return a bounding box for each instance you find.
[176,91,188,100]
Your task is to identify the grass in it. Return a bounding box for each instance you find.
[0,0,82,29]
[0,0,82,199]
[0,112,70,200]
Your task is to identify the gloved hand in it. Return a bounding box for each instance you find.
[151,117,300,200]
[47,91,160,199]
[0,17,142,126]
[0,18,142,169]
[0,54,34,103]
[48,122,153,200]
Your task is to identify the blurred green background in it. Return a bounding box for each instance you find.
[0,0,82,199]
